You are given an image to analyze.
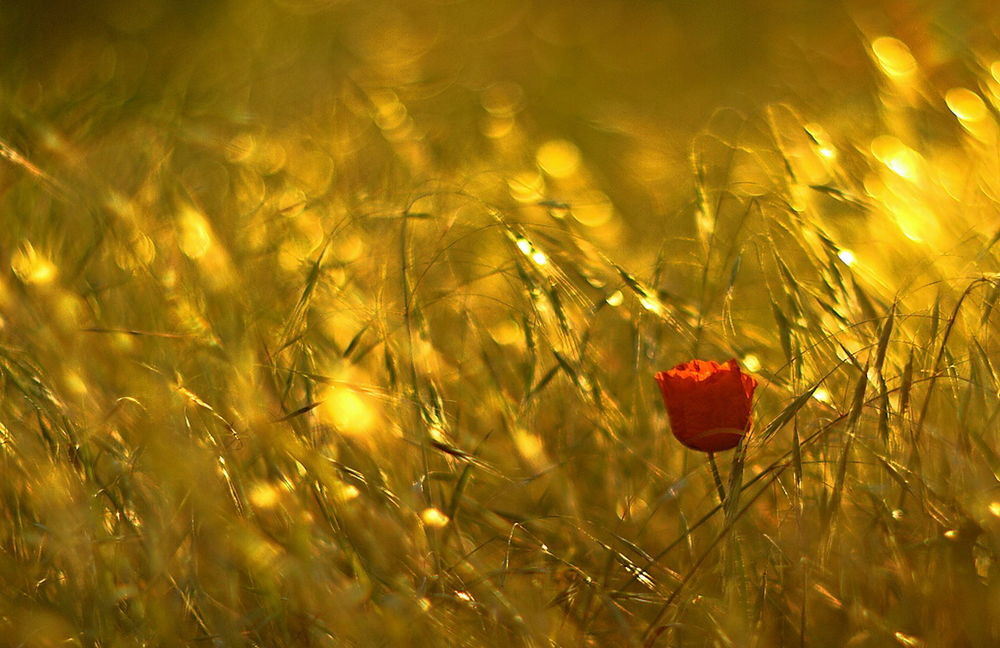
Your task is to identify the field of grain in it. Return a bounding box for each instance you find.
[2,2,1000,646]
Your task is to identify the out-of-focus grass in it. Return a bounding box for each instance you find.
[1,1,1000,646]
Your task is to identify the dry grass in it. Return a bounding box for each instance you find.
[2,2,1000,646]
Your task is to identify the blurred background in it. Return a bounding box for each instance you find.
[3,0,995,239]
[2,1,1000,646]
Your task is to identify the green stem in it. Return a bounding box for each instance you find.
[708,452,726,504]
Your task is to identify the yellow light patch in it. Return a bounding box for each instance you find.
[572,190,614,227]
[420,507,449,528]
[639,296,663,316]
[177,206,213,260]
[249,482,281,509]
[320,384,380,437]
[332,233,365,263]
[945,88,988,122]
[11,242,58,285]
[812,388,832,404]
[489,319,521,345]
[886,153,919,180]
[536,139,581,178]
[373,98,408,131]
[513,428,548,471]
[696,210,714,236]
[243,535,282,570]
[335,483,360,502]
[891,202,937,243]
[871,37,917,79]
[63,371,88,398]
[294,209,326,249]
[481,116,515,139]
[871,136,923,181]
[427,425,447,444]
[894,631,924,647]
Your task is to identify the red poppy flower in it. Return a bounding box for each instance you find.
[654,359,758,452]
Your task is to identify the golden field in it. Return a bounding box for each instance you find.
[2,1,1000,646]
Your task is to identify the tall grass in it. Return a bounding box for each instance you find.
[2,1,999,646]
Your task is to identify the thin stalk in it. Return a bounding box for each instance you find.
[708,452,727,504]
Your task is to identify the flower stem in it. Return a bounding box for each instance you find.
[707,452,726,504]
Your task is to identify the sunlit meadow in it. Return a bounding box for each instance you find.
[2,1,1000,646]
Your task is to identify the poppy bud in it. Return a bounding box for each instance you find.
[654,359,758,452]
